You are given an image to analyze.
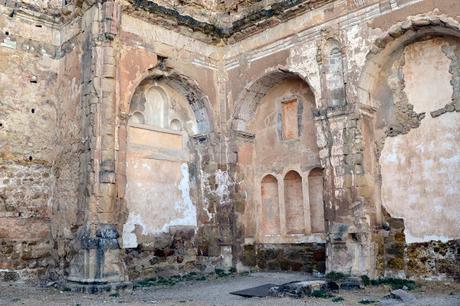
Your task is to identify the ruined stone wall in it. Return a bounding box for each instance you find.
[364,26,460,281]
[0,4,83,281]
[1,0,460,284]
[49,18,85,280]
[241,243,326,273]
[224,0,460,279]
[115,0,460,281]
[114,13,232,280]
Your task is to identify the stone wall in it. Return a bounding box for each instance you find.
[123,226,218,280]
[241,243,326,273]
[381,210,460,280]
[1,0,460,284]
[49,19,85,280]
[0,2,87,283]
[0,5,60,281]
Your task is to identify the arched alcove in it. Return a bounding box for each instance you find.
[233,69,321,244]
[121,76,210,249]
[232,68,318,133]
[284,170,305,235]
[358,16,460,109]
[308,168,325,233]
[122,70,213,135]
[260,175,280,236]
[358,17,460,244]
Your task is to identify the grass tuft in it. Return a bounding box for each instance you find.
[311,289,333,298]
[359,299,377,304]
[361,275,371,286]
[369,277,416,290]
[331,296,345,302]
[325,272,348,282]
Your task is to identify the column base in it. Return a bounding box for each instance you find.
[67,224,129,292]
[65,278,132,293]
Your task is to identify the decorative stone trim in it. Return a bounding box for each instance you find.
[370,13,460,56]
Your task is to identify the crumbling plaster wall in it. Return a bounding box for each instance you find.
[123,82,199,245]
[379,37,460,243]
[224,0,382,276]
[224,0,460,278]
[111,0,460,280]
[239,78,322,241]
[116,12,236,279]
[357,10,460,278]
[1,0,460,283]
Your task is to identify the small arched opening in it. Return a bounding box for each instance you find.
[260,175,281,237]
[284,170,305,235]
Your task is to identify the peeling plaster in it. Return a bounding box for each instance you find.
[381,113,460,243]
[288,45,321,103]
[405,233,450,244]
[122,162,198,248]
[214,169,232,204]
[403,39,453,114]
[200,169,214,221]
[159,163,198,232]
[122,213,144,248]
[380,38,460,244]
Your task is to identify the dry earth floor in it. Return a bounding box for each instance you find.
[0,272,459,306]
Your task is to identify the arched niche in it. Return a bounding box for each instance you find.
[308,168,325,233]
[233,69,321,243]
[121,76,211,249]
[123,70,213,135]
[284,170,305,235]
[232,68,319,133]
[260,175,281,236]
[358,16,460,244]
[358,16,460,109]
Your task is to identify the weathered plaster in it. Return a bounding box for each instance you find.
[402,39,453,113]
[380,37,460,244]
[122,162,197,247]
[381,112,460,243]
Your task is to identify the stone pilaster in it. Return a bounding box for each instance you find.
[67,1,128,291]
[315,104,377,277]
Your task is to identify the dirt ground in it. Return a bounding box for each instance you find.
[0,272,459,306]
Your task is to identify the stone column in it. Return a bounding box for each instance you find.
[67,1,128,291]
